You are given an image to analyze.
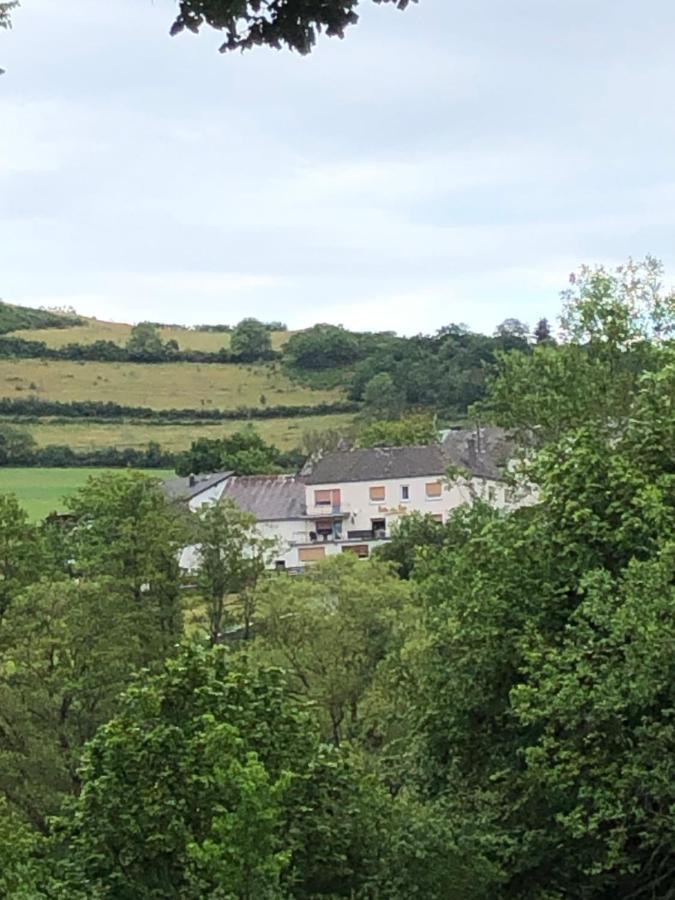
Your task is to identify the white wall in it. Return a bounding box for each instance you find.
[306,473,523,535]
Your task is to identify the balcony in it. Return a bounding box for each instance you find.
[306,502,350,519]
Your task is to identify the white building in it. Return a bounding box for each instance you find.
[165,428,535,572]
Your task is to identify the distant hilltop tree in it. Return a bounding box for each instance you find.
[534,317,554,344]
[230,317,273,362]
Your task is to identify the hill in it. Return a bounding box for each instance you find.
[0,300,82,334]
[0,305,354,462]
[9,316,290,352]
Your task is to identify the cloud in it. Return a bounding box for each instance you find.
[1,0,674,335]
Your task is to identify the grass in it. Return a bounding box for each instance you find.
[10,318,291,352]
[0,359,341,410]
[0,467,174,521]
[18,413,356,452]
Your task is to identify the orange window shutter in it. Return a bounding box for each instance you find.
[369,485,385,502]
[426,481,442,497]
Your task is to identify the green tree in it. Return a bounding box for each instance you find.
[0,424,36,465]
[0,579,148,829]
[401,354,675,896]
[230,318,272,361]
[0,493,40,617]
[362,372,405,421]
[479,257,674,445]
[252,554,412,744]
[533,316,553,344]
[66,472,187,658]
[53,644,410,899]
[284,323,362,370]
[176,428,282,476]
[170,0,416,55]
[358,412,437,448]
[126,321,165,358]
[191,499,277,643]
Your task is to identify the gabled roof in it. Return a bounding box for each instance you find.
[221,475,306,521]
[305,445,450,485]
[304,428,516,485]
[162,472,232,502]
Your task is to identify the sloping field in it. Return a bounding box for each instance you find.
[9,319,290,352]
[0,467,173,521]
[20,413,354,452]
[0,359,340,410]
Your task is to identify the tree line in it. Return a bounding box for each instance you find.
[0,258,673,897]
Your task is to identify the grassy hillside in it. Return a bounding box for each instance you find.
[10,318,291,352]
[0,301,82,334]
[0,467,174,520]
[0,359,341,410]
[21,413,354,453]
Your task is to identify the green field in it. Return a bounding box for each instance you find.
[19,413,355,452]
[0,358,341,410]
[0,467,174,521]
[10,319,291,352]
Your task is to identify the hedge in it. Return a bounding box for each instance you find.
[0,397,360,421]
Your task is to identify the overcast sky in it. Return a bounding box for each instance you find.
[1,0,674,335]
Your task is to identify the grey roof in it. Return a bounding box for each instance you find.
[441,426,515,480]
[162,472,232,502]
[221,475,306,520]
[305,428,515,485]
[305,445,450,485]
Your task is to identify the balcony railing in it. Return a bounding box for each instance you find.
[306,502,350,518]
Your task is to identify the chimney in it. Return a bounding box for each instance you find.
[188,474,196,487]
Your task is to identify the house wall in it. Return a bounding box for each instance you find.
[305,473,519,536]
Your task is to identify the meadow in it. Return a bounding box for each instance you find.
[0,358,341,410]
[10,319,291,352]
[18,412,355,452]
[0,467,174,521]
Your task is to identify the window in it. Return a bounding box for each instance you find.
[371,518,386,538]
[299,546,326,563]
[487,485,497,503]
[401,485,410,501]
[343,544,369,558]
[274,560,286,571]
[314,489,341,509]
[369,485,385,502]
[425,481,442,499]
[431,513,443,523]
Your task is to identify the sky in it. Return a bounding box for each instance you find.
[1,0,674,336]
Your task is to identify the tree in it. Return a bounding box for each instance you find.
[0,424,36,465]
[0,579,149,829]
[176,428,282,476]
[479,257,674,445]
[397,352,675,896]
[533,317,553,344]
[358,413,437,448]
[284,324,362,370]
[230,318,272,362]
[0,0,17,55]
[251,554,412,744]
[126,321,165,358]
[53,644,408,899]
[494,318,530,340]
[0,493,41,618]
[66,472,187,658]
[170,0,416,55]
[361,372,405,421]
[190,499,277,643]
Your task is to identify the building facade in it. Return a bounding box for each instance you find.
[165,429,535,572]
